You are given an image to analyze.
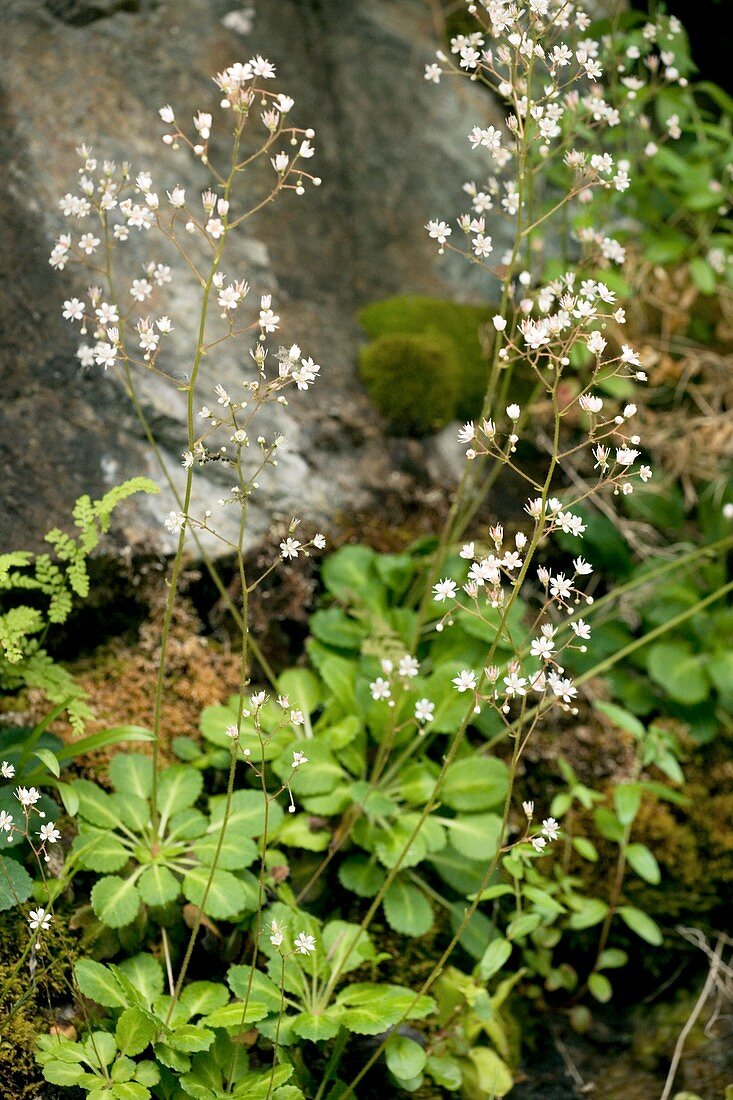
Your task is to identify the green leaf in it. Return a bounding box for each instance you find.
[138,864,181,908]
[617,906,663,945]
[277,668,323,713]
[56,725,154,762]
[567,898,609,931]
[116,1007,156,1057]
[199,1001,269,1029]
[75,959,126,1008]
[40,1060,86,1086]
[0,856,33,911]
[117,954,164,1005]
[290,1010,342,1042]
[309,608,368,650]
[449,903,495,960]
[72,780,125,829]
[335,984,435,1036]
[338,856,386,898]
[227,966,282,1014]
[588,972,613,1004]
[625,843,661,885]
[597,948,628,970]
[465,1047,513,1097]
[426,1053,463,1090]
[647,642,710,706]
[321,545,384,610]
[385,1034,427,1080]
[32,747,60,777]
[182,867,251,920]
[180,982,230,1018]
[383,877,433,936]
[478,938,512,981]
[594,807,625,843]
[72,828,130,873]
[614,783,641,826]
[594,702,645,739]
[110,1083,151,1100]
[109,754,153,799]
[442,757,509,811]
[572,837,598,862]
[158,766,203,822]
[208,789,282,839]
[169,1025,215,1053]
[91,875,141,928]
[443,813,502,861]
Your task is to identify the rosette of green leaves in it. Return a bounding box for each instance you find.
[223,904,434,1049]
[36,952,277,1098]
[69,754,276,927]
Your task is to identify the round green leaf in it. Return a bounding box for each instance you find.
[75,959,126,1008]
[179,982,230,1018]
[444,813,502,861]
[117,954,164,1005]
[91,875,141,928]
[182,866,251,920]
[116,1006,156,1057]
[72,828,131,873]
[383,877,433,936]
[465,1047,513,1097]
[647,642,710,705]
[338,856,386,898]
[157,767,203,822]
[0,855,33,911]
[109,754,153,799]
[442,758,509,811]
[614,784,641,826]
[138,864,181,908]
[572,837,598,862]
[290,1010,342,1042]
[72,780,125,829]
[385,1034,427,1080]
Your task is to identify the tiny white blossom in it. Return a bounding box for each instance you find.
[415,698,434,723]
[452,669,477,693]
[294,931,316,955]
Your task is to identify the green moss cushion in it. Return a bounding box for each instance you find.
[358,330,461,436]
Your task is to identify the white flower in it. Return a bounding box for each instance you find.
[530,636,554,660]
[370,678,391,701]
[426,219,452,246]
[194,110,213,139]
[39,822,61,844]
[616,447,640,466]
[159,104,175,124]
[28,907,52,934]
[164,511,185,534]
[531,836,547,853]
[15,787,40,808]
[432,578,457,603]
[522,800,534,817]
[398,655,420,678]
[226,724,240,740]
[492,315,507,331]
[312,533,327,549]
[424,63,442,83]
[415,698,434,724]
[78,232,100,254]
[62,298,85,322]
[292,751,308,768]
[0,811,14,833]
[452,669,477,693]
[1,762,16,779]
[506,404,520,420]
[271,152,289,173]
[290,709,305,726]
[460,542,475,560]
[280,538,302,560]
[269,920,284,948]
[503,671,527,696]
[571,619,591,640]
[457,422,475,444]
[541,817,560,841]
[167,186,186,207]
[294,931,316,955]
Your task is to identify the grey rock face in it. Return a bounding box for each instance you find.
[1,0,504,558]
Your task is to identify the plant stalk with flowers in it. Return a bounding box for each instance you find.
[5,4,726,1098]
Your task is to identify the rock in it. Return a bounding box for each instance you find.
[0,0,507,558]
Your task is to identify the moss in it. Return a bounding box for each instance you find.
[358,295,493,424]
[358,330,462,435]
[0,908,79,1096]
